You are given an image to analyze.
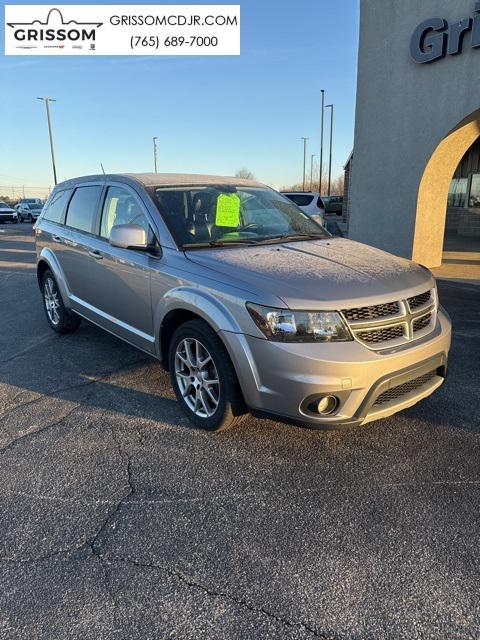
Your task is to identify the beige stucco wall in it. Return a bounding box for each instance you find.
[413,113,480,266]
[349,0,480,267]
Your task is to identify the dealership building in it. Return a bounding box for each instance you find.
[347,0,480,271]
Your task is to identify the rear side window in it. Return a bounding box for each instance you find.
[42,189,71,223]
[284,194,314,207]
[65,186,102,233]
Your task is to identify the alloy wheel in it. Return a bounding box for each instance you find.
[44,276,60,326]
[174,338,220,418]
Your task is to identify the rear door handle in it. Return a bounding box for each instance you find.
[88,250,103,260]
[52,235,62,243]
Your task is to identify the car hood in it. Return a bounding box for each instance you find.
[185,237,435,308]
[0,207,15,213]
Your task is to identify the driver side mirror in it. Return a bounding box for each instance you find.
[110,223,150,251]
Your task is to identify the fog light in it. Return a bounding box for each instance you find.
[316,395,338,415]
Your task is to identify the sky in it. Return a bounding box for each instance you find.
[0,0,360,195]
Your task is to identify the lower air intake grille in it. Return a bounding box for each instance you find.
[356,325,404,344]
[373,370,437,407]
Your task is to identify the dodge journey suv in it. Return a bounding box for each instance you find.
[35,174,451,431]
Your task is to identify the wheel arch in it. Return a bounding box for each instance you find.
[36,248,71,306]
[156,287,243,369]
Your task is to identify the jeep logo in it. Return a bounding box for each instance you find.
[411,1,480,63]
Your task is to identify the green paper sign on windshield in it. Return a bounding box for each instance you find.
[216,193,241,227]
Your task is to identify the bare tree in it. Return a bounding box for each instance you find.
[280,173,345,196]
[330,175,344,196]
[235,167,255,180]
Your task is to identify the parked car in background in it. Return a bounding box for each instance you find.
[17,198,43,207]
[16,200,44,222]
[322,195,344,215]
[35,173,451,433]
[280,191,325,226]
[0,201,18,224]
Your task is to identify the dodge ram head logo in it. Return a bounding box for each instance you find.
[7,8,103,50]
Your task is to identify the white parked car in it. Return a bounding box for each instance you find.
[0,201,18,224]
[16,199,44,222]
[280,192,325,226]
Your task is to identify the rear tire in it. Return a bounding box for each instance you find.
[41,269,81,334]
[169,319,247,431]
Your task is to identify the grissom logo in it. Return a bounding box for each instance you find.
[7,8,103,50]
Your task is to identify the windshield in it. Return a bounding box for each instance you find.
[153,185,329,248]
[0,202,9,209]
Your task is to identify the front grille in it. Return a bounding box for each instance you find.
[356,325,405,344]
[408,290,431,311]
[413,312,432,333]
[342,301,399,322]
[373,370,437,406]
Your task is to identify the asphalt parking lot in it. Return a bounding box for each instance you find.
[0,223,479,640]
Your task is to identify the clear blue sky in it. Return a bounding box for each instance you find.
[0,0,359,193]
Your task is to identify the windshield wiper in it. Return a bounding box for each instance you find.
[247,233,328,245]
[182,239,257,249]
[182,233,328,250]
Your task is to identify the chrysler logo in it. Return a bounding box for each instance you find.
[7,8,103,49]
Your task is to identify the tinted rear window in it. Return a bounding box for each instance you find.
[283,194,314,207]
[42,190,71,224]
[65,186,102,233]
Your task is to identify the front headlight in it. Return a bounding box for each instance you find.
[246,303,352,342]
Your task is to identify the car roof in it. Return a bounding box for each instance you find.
[54,172,264,190]
[281,191,320,196]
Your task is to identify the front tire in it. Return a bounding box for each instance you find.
[41,270,81,334]
[169,319,247,431]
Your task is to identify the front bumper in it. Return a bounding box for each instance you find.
[221,308,452,428]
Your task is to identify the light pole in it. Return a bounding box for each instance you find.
[310,154,317,191]
[300,137,308,191]
[319,89,325,193]
[325,104,334,196]
[153,136,158,173]
[37,97,57,186]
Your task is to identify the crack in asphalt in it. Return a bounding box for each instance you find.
[88,412,136,633]
[0,412,135,569]
[0,397,332,638]
[0,402,82,455]
[0,358,149,443]
[106,556,334,639]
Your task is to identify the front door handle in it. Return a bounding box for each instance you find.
[88,250,103,260]
[52,235,62,243]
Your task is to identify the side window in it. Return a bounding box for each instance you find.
[42,189,71,223]
[65,186,102,233]
[100,186,151,239]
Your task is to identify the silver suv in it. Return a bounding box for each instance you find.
[35,174,451,431]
